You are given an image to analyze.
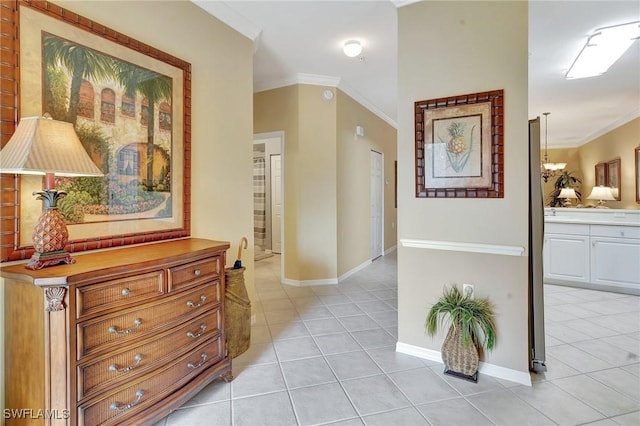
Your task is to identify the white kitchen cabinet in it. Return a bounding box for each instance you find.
[590,225,640,292]
[543,209,640,295]
[543,223,590,283]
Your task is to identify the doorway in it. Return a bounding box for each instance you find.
[253,132,283,262]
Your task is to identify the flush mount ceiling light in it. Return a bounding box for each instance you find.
[343,40,362,58]
[566,21,640,79]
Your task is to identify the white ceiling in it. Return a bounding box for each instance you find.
[194,0,640,149]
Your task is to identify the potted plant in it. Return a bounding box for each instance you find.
[548,170,581,207]
[425,285,496,382]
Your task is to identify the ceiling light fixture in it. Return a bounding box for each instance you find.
[541,112,566,183]
[343,40,362,58]
[565,21,640,80]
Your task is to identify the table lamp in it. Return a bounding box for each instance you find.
[586,185,615,209]
[0,115,103,269]
[558,187,578,207]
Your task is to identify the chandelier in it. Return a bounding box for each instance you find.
[540,112,566,183]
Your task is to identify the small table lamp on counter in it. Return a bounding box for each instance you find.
[559,187,578,207]
[0,115,103,269]
[587,185,615,209]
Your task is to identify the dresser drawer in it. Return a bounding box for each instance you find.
[545,222,589,236]
[169,256,221,292]
[77,308,222,400]
[78,337,223,426]
[76,271,164,319]
[78,282,221,359]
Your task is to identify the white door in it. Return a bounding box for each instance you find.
[271,154,282,254]
[370,151,383,259]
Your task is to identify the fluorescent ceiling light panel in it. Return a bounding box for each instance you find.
[566,21,640,79]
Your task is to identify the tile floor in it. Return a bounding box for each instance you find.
[157,251,640,426]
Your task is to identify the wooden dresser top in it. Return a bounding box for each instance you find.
[0,238,230,286]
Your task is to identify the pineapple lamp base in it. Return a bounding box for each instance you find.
[26,250,75,270]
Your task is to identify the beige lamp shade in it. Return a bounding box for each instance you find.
[0,116,103,177]
[587,186,615,201]
[559,188,577,199]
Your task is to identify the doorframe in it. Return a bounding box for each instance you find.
[370,149,384,260]
[254,131,285,280]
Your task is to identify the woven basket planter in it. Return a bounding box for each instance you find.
[224,267,251,358]
[441,323,479,382]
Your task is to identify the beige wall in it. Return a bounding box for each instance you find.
[548,117,640,209]
[541,147,582,205]
[255,85,338,281]
[336,90,398,275]
[255,85,398,282]
[53,0,256,298]
[398,1,530,376]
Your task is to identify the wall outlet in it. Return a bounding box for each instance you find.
[463,283,474,298]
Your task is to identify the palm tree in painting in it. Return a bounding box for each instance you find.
[114,63,172,190]
[43,34,114,125]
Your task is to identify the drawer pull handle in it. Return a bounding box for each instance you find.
[187,324,207,339]
[194,269,201,276]
[121,287,130,296]
[108,318,142,335]
[186,295,206,309]
[109,389,144,411]
[109,354,143,373]
[187,353,207,369]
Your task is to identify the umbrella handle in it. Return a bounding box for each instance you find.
[237,237,248,261]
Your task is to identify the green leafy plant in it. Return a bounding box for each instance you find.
[426,285,496,351]
[548,170,582,207]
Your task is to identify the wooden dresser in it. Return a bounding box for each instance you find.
[1,238,233,426]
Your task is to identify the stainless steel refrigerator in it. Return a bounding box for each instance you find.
[529,117,547,373]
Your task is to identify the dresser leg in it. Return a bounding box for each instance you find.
[221,369,234,383]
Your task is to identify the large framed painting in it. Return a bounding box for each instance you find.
[0,0,191,262]
[414,90,504,198]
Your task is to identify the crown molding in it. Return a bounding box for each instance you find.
[191,1,261,41]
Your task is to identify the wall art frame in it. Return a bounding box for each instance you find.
[595,162,608,187]
[636,147,640,204]
[605,158,621,201]
[414,89,504,198]
[0,0,192,262]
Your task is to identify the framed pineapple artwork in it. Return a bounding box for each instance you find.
[414,90,504,198]
[0,1,191,262]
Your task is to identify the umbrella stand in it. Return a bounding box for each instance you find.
[225,236,251,358]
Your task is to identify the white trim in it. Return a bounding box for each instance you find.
[282,277,338,287]
[338,83,397,128]
[400,239,525,257]
[255,73,341,93]
[384,245,398,255]
[553,108,640,148]
[191,1,261,41]
[255,74,397,129]
[339,259,372,282]
[396,342,532,386]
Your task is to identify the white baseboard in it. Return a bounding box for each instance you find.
[282,277,338,287]
[396,341,532,386]
[281,249,399,287]
[384,245,398,255]
[338,259,372,282]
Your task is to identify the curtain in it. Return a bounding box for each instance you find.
[253,156,266,251]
